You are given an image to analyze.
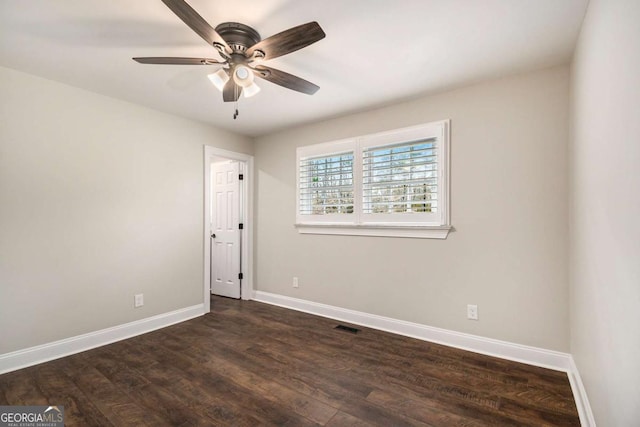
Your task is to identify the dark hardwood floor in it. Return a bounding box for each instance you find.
[0,296,580,426]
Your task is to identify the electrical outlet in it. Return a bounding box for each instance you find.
[134,294,144,308]
[467,304,478,320]
[292,277,299,288]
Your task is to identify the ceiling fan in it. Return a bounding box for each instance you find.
[133,0,326,118]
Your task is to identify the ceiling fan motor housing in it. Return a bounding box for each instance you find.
[215,22,261,55]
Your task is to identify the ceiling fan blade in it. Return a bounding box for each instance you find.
[245,22,325,60]
[161,0,231,53]
[133,57,222,65]
[253,65,320,95]
[222,78,242,102]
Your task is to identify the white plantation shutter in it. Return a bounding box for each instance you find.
[298,152,354,216]
[362,138,438,214]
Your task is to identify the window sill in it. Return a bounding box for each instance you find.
[294,223,452,239]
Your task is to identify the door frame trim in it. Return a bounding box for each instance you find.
[203,146,254,312]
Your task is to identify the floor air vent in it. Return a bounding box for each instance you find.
[335,324,360,334]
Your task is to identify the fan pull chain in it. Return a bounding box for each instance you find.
[233,86,239,120]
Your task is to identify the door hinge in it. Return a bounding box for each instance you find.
[239,174,244,180]
[239,223,244,230]
[238,272,243,280]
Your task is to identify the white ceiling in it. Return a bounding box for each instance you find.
[0,0,588,137]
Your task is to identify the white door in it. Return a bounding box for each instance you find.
[211,161,241,298]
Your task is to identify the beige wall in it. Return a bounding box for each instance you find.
[0,66,252,353]
[570,0,640,424]
[255,66,570,351]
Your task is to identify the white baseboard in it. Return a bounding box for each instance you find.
[253,291,596,425]
[0,304,205,374]
[568,356,596,427]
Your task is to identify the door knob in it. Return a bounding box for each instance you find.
[211,233,216,238]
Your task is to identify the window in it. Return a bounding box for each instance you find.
[298,152,354,218]
[296,120,451,239]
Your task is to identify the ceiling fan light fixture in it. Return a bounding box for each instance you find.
[233,65,254,88]
[207,68,229,91]
[243,81,261,98]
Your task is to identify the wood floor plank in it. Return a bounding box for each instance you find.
[183,330,359,408]
[0,296,580,426]
[139,362,264,426]
[164,318,374,408]
[58,356,169,426]
[367,390,486,427]
[130,334,322,426]
[137,329,338,425]
[0,369,49,406]
[32,361,115,426]
[325,410,375,426]
[214,354,336,422]
[0,388,9,405]
[336,394,432,427]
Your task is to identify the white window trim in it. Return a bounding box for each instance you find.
[295,120,451,239]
